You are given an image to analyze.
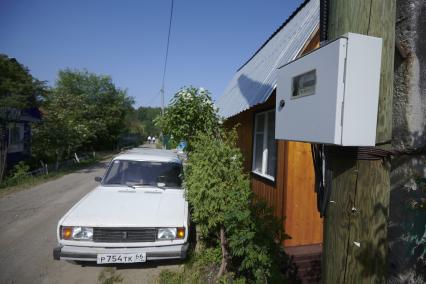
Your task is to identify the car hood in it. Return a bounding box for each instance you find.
[61,186,187,228]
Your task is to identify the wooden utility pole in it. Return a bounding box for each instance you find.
[322,1,396,283]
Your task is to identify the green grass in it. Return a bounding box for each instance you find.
[157,248,248,284]
[0,151,116,198]
[98,267,124,284]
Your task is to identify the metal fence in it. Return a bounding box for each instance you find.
[28,153,93,177]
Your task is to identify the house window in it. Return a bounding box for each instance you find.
[8,123,24,153]
[9,125,22,145]
[252,110,276,180]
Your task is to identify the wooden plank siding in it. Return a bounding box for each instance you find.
[284,141,322,247]
[224,92,322,247]
[223,29,323,248]
[283,29,322,247]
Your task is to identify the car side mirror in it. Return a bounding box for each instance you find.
[94,176,102,183]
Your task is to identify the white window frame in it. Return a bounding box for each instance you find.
[252,109,276,181]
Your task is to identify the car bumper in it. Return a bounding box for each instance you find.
[53,243,189,262]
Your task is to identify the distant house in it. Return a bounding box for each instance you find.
[216,0,322,280]
[5,108,41,168]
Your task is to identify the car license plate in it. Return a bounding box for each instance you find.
[97,252,146,264]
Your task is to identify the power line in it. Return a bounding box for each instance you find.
[145,90,161,106]
[160,0,174,115]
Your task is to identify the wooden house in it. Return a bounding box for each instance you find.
[4,107,41,168]
[216,0,322,280]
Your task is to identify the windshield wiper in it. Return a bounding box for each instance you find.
[103,184,136,189]
[127,183,166,190]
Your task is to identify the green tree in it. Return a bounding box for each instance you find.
[0,54,44,109]
[123,107,145,135]
[33,69,134,164]
[54,69,134,149]
[0,54,45,181]
[32,91,92,167]
[137,107,161,137]
[155,87,219,151]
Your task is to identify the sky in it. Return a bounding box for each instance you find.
[0,0,304,107]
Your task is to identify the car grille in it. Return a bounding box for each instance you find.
[93,228,156,243]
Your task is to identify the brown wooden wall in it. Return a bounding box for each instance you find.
[223,29,323,248]
[225,93,323,247]
[284,141,322,247]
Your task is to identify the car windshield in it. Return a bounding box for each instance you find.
[102,160,183,188]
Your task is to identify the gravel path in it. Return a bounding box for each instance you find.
[0,158,180,284]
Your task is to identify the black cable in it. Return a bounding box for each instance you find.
[311,143,425,218]
[325,146,426,161]
[311,144,327,217]
[320,0,329,42]
[161,0,174,100]
[311,144,333,217]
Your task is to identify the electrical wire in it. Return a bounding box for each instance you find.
[144,90,161,106]
[312,143,425,217]
[311,144,332,217]
[320,0,329,42]
[160,0,174,112]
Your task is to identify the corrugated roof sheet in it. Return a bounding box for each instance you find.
[216,0,319,119]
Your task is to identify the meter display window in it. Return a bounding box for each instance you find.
[292,69,316,98]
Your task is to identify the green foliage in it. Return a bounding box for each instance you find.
[185,129,284,282]
[0,152,114,194]
[5,162,30,186]
[118,107,162,146]
[155,87,219,151]
[33,69,134,162]
[156,86,286,282]
[158,269,185,284]
[137,107,161,137]
[0,54,45,181]
[158,248,223,284]
[32,91,92,162]
[54,69,134,148]
[98,267,123,284]
[0,54,45,110]
[185,129,250,236]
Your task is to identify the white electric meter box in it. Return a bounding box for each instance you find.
[276,33,382,146]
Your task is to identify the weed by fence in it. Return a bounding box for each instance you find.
[0,152,107,192]
[29,152,93,177]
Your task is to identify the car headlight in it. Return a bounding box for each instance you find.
[157,228,176,240]
[61,226,93,241]
[157,227,185,240]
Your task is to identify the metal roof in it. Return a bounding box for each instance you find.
[216,0,319,119]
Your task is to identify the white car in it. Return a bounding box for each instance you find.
[53,148,189,264]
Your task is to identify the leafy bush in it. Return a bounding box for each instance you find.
[0,162,34,189]
[157,86,288,282]
[155,87,219,151]
[159,248,221,284]
[4,162,31,186]
[185,129,285,282]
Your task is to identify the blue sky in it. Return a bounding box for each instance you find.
[0,0,304,107]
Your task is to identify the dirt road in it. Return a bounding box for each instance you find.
[0,159,179,284]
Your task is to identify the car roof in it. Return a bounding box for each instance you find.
[113,147,181,163]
